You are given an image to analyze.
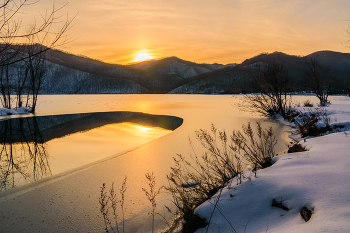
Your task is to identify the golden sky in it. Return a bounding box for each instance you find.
[25,0,350,64]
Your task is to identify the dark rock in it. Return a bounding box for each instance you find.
[288,143,306,153]
[300,207,312,222]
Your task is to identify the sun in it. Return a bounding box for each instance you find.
[132,52,153,63]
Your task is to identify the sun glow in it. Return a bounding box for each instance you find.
[135,125,150,131]
[132,51,153,63]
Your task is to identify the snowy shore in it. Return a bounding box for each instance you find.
[0,107,32,116]
[194,96,350,233]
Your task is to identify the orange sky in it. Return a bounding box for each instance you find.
[23,0,350,64]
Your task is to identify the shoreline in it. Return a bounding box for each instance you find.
[193,96,350,233]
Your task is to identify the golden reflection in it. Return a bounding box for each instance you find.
[135,125,150,131]
[48,122,171,175]
[122,122,170,132]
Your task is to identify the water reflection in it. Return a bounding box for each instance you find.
[0,112,183,191]
[0,117,50,191]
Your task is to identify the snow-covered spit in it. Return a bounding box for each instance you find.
[0,107,32,116]
[195,96,350,233]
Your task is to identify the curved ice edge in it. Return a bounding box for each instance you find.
[1,111,184,143]
[0,111,184,202]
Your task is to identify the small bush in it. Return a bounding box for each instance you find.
[318,100,330,107]
[230,121,277,171]
[99,177,127,233]
[295,112,320,137]
[282,107,300,122]
[142,172,161,233]
[239,94,295,119]
[293,108,343,137]
[303,100,313,107]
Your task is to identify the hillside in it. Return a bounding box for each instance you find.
[6,47,350,94]
[170,51,350,94]
[44,50,225,93]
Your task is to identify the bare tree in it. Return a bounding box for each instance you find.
[303,55,333,106]
[24,44,46,112]
[241,61,293,118]
[0,0,75,112]
[0,55,14,109]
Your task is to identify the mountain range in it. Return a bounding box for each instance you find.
[38,49,350,94]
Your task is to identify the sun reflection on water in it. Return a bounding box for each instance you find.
[122,122,170,133]
[136,125,149,131]
[48,122,171,175]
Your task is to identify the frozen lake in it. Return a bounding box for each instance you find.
[0,94,293,233]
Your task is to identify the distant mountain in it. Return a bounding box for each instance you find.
[170,51,350,94]
[44,50,229,93]
[8,47,350,94]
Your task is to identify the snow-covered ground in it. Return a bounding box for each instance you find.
[0,107,32,116]
[195,96,350,233]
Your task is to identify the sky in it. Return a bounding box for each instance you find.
[22,0,350,64]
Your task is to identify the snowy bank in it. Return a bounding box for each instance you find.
[0,107,32,116]
[194,96,350,233]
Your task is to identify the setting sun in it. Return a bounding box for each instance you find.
[132,52,153,63]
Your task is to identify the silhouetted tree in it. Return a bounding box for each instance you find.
[302,55,333,106]
[241,61,293,118]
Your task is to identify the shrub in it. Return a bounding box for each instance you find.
[99,122,279,233]
[240,94,295,119]
[230,121,277,172]
[99,177,127,233]
[166,122,278,232]
[142,172,162,233]
[293,108,337,137]
[303,100,313,107]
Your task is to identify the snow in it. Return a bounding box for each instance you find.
[0,107,32,116]
[194,96,350,233]
[182,182,199,188]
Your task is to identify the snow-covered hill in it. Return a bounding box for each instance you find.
[40,61,147,94]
